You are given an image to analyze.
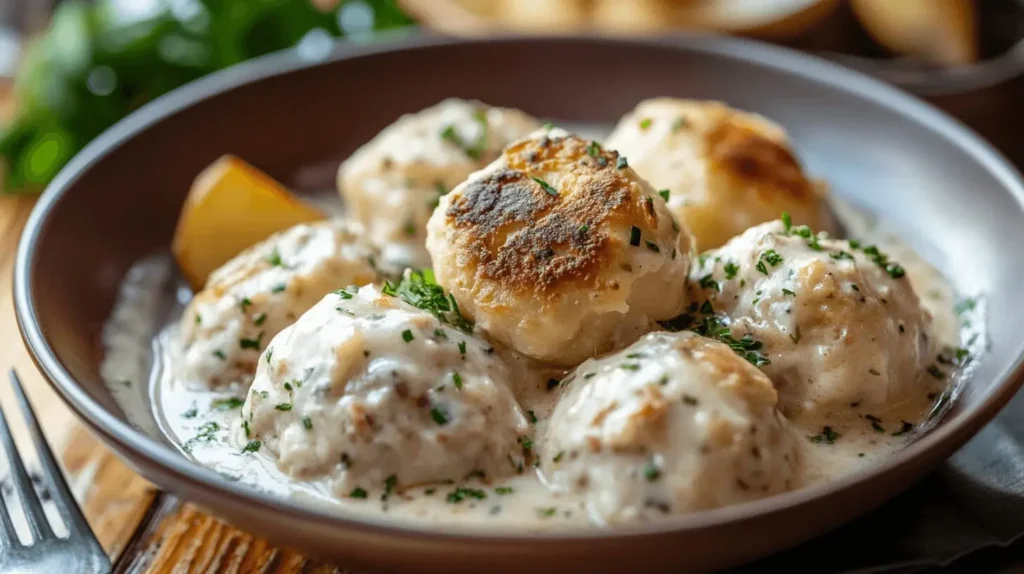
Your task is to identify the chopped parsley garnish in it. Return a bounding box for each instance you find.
[782,288,796,297]
[864,414,885,432]
[266,248,283,267]
[699,300,713,314]
[629,225,641,246]
[383,475,397,499]
[644,240,661,253]
[781,211,792,232]
[212,397,244,411]
[671,116,688,131]
[447,487,487,503]
[587,140,601,157]
[518,436,534,451]
[439,109,488,159]
[265,347,273,363]
[241,440,262,453]
[458,341,467,355]
[616,156,628,169]
[552,451,565,462]
[860,245,905,279]
[758,250,783,276]
[809,426,840,444]
[531,176,558,196]
[682,395,699,406]
[639,118,652,130]
[698,274,721,292]
[536,507,557,518]
[724,261,739,279]
[954,297,977,316]
[495,487,514,495]
[452,372,463,389]
[239,333,263,350]
[430,407,449,425]
[334,288,354,299]
[527,410,538,424]
[658,189,670,202]
[302,416,313,430]
[194,314,201,325]
[349,487,368,499]
[270,283,287,293]
[620,363,641,371]
[252,313,267,326]
[274,403,292,411]
[937,346,971,366]
[213,350,226,360]
[382,269,473,333]
[927,365,945,379]
[830,251,854,261]
[182,405,198,419]
[239,297,253,311]
[242,420,251,438]
[402,329,415,343]
[643,459,661,482]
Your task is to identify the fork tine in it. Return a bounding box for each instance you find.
[0,470,20,549]
[0,373,53,542]
[9,369,94,538]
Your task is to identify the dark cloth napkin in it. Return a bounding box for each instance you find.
[734,389,1024,573]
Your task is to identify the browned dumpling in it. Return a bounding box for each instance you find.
[426,127,694,366]
[605,98,833,250]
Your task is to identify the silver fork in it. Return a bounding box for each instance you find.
[0,369,110,573]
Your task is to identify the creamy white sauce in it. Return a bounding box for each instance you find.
[98,123,982,530]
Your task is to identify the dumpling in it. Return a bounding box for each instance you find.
[242,284,529,498]
[604,98,833,250]
[685,219,934,419]
[541,331,801,524]
[178,220,379,390]
[426,127,694,366]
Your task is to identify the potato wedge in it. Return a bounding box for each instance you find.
[172,155,326,290]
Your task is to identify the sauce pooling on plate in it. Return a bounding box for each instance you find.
[100,102,982,530]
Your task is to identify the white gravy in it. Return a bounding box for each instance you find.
[99,125,982,531]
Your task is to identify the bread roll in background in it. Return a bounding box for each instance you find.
[851,0,978,66]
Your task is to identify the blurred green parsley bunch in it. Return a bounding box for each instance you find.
[0,0,413,195]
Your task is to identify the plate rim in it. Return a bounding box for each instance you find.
[14,31,1024,542]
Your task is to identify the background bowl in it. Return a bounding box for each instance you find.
[14,33,1024,573]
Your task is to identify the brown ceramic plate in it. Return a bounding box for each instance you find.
[14,33,1024,573]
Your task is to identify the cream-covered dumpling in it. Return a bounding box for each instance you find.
[242,284,529,497]
[604,98,832,250]
[338,98,542,270]
[178,221,379,390]
[426,128,694,366]
[541,331,801,523]
[686,220,934,419]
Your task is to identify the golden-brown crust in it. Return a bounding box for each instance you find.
[445,134,662,296]
[707,120,813,201]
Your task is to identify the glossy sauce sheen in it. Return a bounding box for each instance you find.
[100,124,981,531]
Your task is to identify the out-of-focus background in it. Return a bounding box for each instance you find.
[0,0,1021,197]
